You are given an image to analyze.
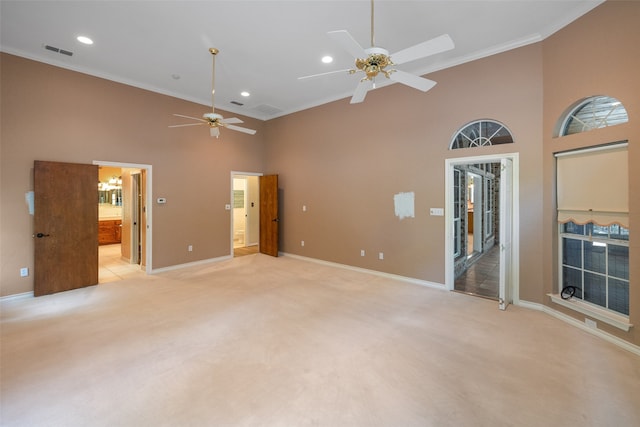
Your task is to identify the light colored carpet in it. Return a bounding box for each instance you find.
[1,254,639,426]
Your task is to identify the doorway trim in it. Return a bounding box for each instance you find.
[94,160,152,274]
[444,153,520,305]
[230,171,263,254]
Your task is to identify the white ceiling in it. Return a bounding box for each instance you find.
[1,0,603,121]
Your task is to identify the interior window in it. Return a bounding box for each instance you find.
[557,96,628,137]
[450,120,514,150]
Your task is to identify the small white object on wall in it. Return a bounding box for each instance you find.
[394,192,415,220]
[25,191,35,215]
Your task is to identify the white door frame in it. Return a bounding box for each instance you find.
[444,153,520,305]
[94,160,153,274]
[230,171,263,254]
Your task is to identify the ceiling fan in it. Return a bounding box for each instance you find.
[299,0,455,104]
[169,48,256,138]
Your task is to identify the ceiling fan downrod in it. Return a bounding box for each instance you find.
[370,0,375,47]
[209,47,218,114]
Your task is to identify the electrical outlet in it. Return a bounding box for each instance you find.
[20,267,29,277]
[585,318,597,329]
[360,250,365,257]
[301,240,305,247]
[379,252,384,260]
[188,245,193,252]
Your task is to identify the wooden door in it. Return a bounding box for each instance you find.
[259,175,279,257]
[34,161,98,296]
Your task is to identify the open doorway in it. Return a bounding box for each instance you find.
[453,164,499,298]
[95,161,152,281]
[231,172,260,257]
[445,154,519,310]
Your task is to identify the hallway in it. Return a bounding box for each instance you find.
[98,244,145,283]
[454,244,500,299]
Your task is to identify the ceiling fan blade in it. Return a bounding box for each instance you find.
[328,30,367,59]
[389,70,437,92]
[173,113,207,123]
[210,127,220,138]
[391,34,455,65]
[350,79,372,104]
[221,117,243,124]
[298,68,353,80]
[168,123,206,128]
[226,124,257,135]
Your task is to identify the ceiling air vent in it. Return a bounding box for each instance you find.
[230,101,244,106]
[44,44,73,56]
[252,104,283,117]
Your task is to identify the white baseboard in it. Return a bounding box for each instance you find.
[150,254,233,274]
[281,252,446,290]
[0,291,34,302]
[518,300,640,357]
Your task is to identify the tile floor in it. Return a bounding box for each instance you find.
[234,245,259,257]
[454,243,500,299]
[98,244,145,283]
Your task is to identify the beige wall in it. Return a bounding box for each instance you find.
[541,0,639,344]
[265,43,544,295]
[1,1,637,348]
[0,54,265,296]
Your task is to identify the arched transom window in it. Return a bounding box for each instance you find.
[450,119,514,150]
[557,96,628,137]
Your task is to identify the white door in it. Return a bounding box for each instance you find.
[499,158,513,310]
[131,172,141,265]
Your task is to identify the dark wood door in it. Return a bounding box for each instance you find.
[34,161,98,296]
[259,175,279,257]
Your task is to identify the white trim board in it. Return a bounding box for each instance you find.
[518,300,640,357]
[281,253,446,290]
[0,291,34,302]
[150,254,233,274]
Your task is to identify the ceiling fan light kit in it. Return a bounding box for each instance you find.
[300,0,455,104]
[169,47,256,138]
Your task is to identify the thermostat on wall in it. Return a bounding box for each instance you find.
[157,197,167,204]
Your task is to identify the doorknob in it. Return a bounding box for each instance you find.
[272,218,279,222]
[34,233,50,238]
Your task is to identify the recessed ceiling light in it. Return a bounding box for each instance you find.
[240,91,250,97]
[77,36,93,45]
[322,56,333,64]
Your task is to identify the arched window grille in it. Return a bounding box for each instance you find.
[450,119,514,150]
[557,96,628,137]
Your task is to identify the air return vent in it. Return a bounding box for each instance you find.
[230,101,244,106]
[44,44,73,56]
[252,104,283,116]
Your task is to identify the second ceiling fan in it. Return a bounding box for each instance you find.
[300,0,455,104]
[170,48,256,138]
